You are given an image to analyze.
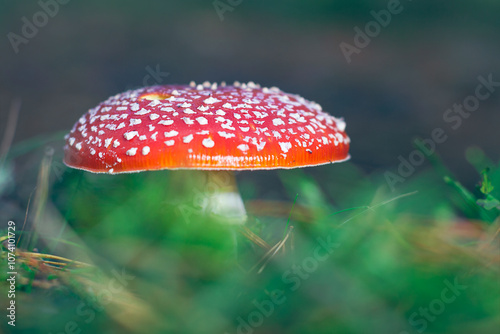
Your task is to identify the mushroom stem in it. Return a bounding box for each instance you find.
[203,170,247,225]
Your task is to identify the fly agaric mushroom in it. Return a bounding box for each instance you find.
[63,81,350,224]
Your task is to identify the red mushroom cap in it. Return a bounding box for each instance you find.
[63,82,350,173]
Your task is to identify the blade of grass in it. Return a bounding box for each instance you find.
[336,191,418,228]
[444,176,497,223]
[0,99,21,167]
[283,193,298,239]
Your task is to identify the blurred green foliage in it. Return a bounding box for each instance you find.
[0,137,499,333]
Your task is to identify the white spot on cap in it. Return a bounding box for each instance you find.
[90,148,96,155]
[218,131,235,139]
[335,133,344,143]
[290,113,306,123]
[126,148,138,156]
[148,100,162,107]
[158,119,174,126]
[139,135,147,140]
[198,105,209,112]
[142,146,150,155]
[221,120,235,130]
[183,108,196,114]
[240,127,250,132]
[183,118,194,125]
[273,118,285,126]
[279,142,292,153]
[69,137,75,146]
[255,140,266,151]
[130,103,140,111]
[130,119,141,126]
[164,130,178,137]
[237,144,249,152]
[336,118,346,132]
[75,142,82,150]
[253,111,268,119]
[180,102,191,108]
[113,140,120,147]
[135,108,150,115]
[124,131,139,140]
[117,122,126,130]
[164,140,175,146]
[183,134,194,143]
[202,138,215,148]
[104,138,112,148]
[216,109,226,116]
[109,168,114,173]
[150,113,160,120]
[306,125,316,134]
[196,116,208,125]
[204,97,220,104]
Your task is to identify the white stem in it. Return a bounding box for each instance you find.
[203,170,247,225]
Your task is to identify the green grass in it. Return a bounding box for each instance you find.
[0,136,499,334]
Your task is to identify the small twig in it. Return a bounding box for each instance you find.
[18,251,92,269]
[257,226,293,274]
[239,225,271,250]
[247,226,294,274]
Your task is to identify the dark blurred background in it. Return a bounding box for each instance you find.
[1,3,500,334]
[1,0,499,184]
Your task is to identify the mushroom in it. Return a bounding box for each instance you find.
[63,81,350,225]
